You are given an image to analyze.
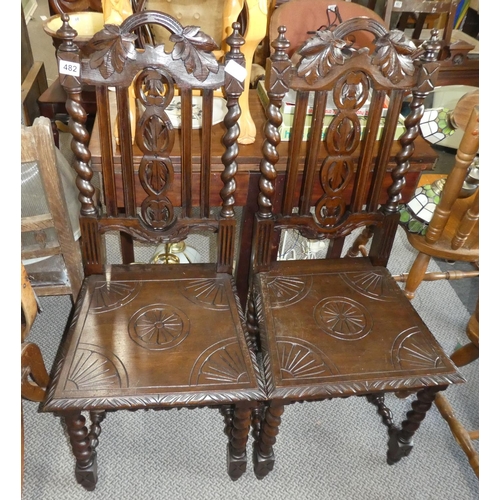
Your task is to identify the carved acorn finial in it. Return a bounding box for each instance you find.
[226,22,245,56]
[420,28,441,63]
[272,26,290,60]
[56,14,79,53]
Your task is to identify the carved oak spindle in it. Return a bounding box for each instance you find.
[221,22,245,220]
[56,15,96,218]
[253,404,284,479]
[258,26,291,219]
[384,30,441,214]
[217,22,245,273]
[387,385,444,465]
[227,405,252,480]
[64,412,98,491]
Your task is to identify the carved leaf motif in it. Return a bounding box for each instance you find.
[170,26,219,81]
[143,115,171,153]
[297,30,352,85]
[87,24,137,79]
[372,30,416,83]
[144,159,170,194]
[333,117,358,152]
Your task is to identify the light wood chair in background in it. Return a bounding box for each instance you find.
[435,299,479,477]
[21,263,50,487]
[21,116,84,302]
[397,104,479,299]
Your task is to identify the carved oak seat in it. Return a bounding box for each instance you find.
[254,258,459,402]
[44,266,261,410]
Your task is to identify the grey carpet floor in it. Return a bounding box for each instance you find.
[22,226,479,500]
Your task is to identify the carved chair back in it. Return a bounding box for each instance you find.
[56,11,246,276]
[252,19,441,273]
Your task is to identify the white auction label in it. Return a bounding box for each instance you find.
[59,59,81,77]
[394,1,403,8]
[224,59,247,83]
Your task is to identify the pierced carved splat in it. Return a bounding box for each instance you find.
[189,339,250,386]
[313,296,373,341]
[315,72,369,228]
[134,68,176,230]
[128,304,190,350]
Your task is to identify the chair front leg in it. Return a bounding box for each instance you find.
[63,411,99,491]
[221,404,253,480]
[253,402,284,479]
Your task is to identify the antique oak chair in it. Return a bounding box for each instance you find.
[247,20,464,478]
[397,104,479,299]
[40,12,264,490]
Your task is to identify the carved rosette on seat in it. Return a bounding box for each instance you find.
[42,12,265,491]
[248,18,464,479]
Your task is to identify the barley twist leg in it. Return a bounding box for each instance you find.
[253,404,284,479]
[64,412,98,491]
[387,386,444,465]
[226,405,252,480]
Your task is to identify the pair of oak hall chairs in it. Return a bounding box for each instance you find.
[40,10,464,490]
